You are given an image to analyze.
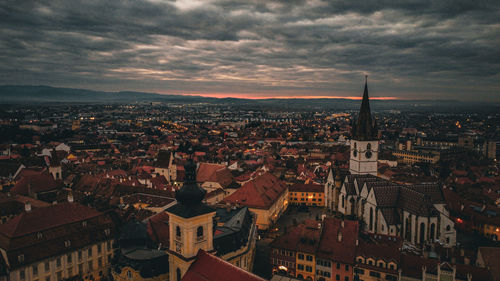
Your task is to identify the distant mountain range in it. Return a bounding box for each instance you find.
[0,85,497,112]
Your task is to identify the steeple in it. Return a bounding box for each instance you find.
[352,76,377,141]
[166,151,214,218]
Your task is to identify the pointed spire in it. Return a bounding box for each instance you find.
[352,76,377,140]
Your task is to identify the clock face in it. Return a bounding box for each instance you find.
[365,151,372,159]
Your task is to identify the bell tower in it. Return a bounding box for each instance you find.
[350,76,379,176]
[166,157,216,281]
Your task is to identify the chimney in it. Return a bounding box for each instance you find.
[25,201,32,212]
[356,239,359,246]
[68,192,74,203]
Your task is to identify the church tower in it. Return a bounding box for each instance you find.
[349,77,379,176]
[166,158,216,281]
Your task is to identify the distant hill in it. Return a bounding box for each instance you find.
[0,85,497,112]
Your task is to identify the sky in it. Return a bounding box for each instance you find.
[1,0,499,101]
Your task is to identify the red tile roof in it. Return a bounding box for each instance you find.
[222,172,287,209]
[0,202,101,238]
[196,163,233,187]
[289,183,324,193]
[11,172,62,196]
[316,218,358,264]
[182,250,266,281]
[270,220,321,254]
[147,212,169,247]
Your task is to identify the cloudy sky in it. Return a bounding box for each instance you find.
[1,0,499,101]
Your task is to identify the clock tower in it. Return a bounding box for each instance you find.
[166,158,216,281]
[349,77,379,176]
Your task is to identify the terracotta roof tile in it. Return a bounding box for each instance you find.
[182,250,266,281]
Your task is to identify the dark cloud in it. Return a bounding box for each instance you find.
[0,0,499,101]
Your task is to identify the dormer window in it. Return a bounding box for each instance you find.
[104,229,111,236]
[65,240,71,248]
[82,221,87,227]
[18,254,24,262]
[37,232,43,239]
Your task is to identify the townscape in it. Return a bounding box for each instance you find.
[0,82,499,281]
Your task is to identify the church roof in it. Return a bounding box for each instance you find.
[352,78,377,141]
[182,250,266,281]
[166,159,215,218]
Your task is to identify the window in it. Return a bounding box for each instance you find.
[88,248,93,257]
[78,263,83,274]
[336,274,340,280]
[98,258,102,267]
[176,268,181,281]
[389,264,395,270]
[197,226,204,241]
[369,271,381,278]
[107,241,112,250]
[386,274,397,281]
[98,244,102,254]
[20,269,25,280]
[336,263,340,269]
[354,268,365,274]
[345,265,349,271]
[306,255,313,261]
[67,254,72,264]
[78,251,82,261]
[127,270,132,279]
[56,257,61,267]
[65,240,71,248]
[88,261,93,271]
[105,229,111,236]
[298,264,304,270]
[345,277,349,281]
[56,271,62,280]
[306,266,312,272]
[33,265,39,276]
[82,221,87,227]
[298,253,304,260]
[357,258,363,263]
[368,260,373,265]
[176,226,182,238]
[367,143,372,150]
[45,262,50,272]
[18,255,24,262]
[37,232,43,239]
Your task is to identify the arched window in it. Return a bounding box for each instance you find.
[430,223,436,241]
[354,142,357,149]
[176,226,181,238]
[367,143,371,150]
[369,208,374,231]
[197,226,204,240]
[176,268,181,281]
[405,218,411,240]
[419,222,426,244]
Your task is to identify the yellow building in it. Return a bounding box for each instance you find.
[289,183,325,207]
[296,252,316,280]
[392,150,440,164]
[222,172,288,230]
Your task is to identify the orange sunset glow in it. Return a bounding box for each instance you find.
[178,93,399,100]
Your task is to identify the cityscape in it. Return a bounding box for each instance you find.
[1,1,500,281]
